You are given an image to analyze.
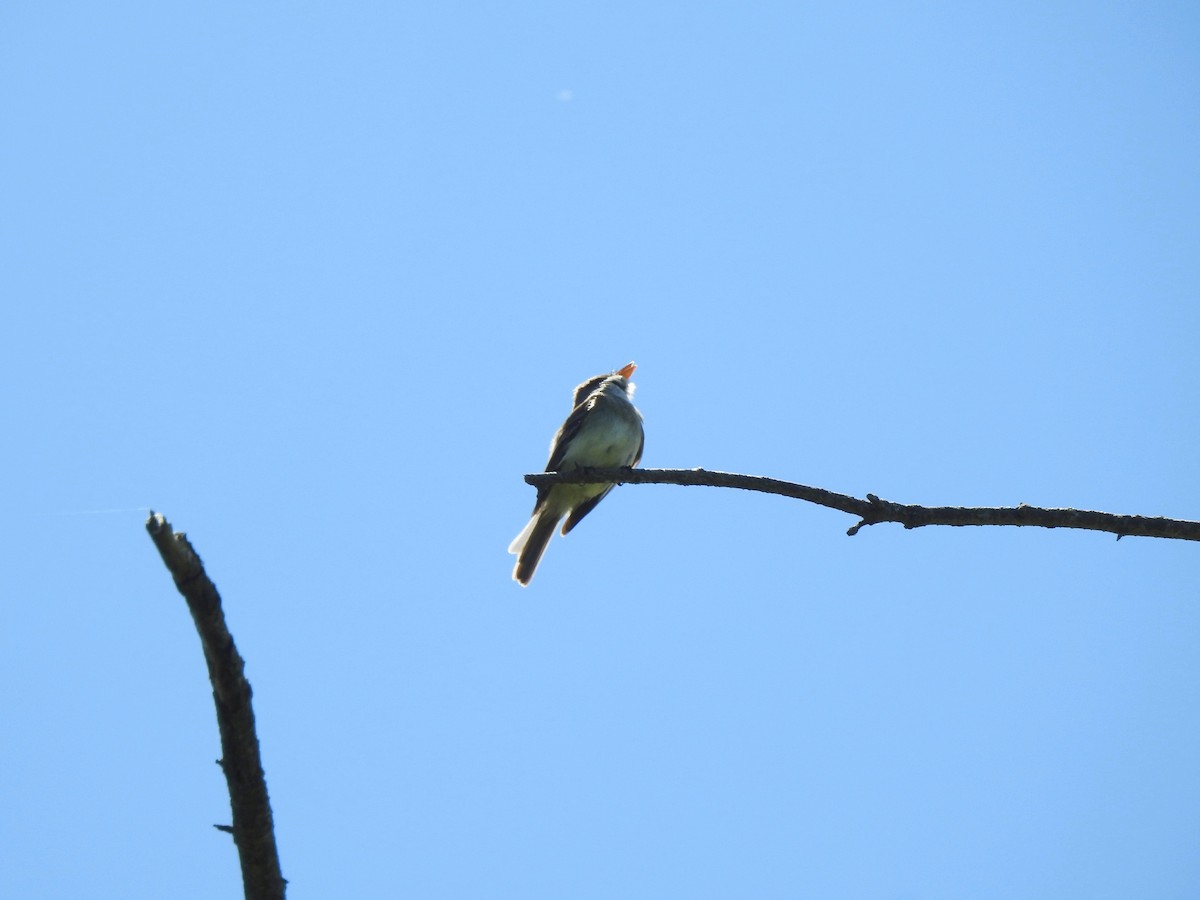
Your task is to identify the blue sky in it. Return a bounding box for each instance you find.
[3,2,1199,897]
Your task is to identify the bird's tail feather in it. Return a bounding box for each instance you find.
[508,514,538,555]
[511,512,558,586]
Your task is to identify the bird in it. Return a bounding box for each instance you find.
[509,362,645,586]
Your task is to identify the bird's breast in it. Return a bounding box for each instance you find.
[558,406,642,469]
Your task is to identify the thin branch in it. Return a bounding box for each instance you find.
[146,512,286,900]
[525,468,1200,543]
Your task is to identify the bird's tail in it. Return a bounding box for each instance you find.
[509,511,559,586]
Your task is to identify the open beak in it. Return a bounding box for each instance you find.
[617,362,637,378]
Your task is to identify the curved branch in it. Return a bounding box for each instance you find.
[524,468,1200,543]
[146,512,286,900]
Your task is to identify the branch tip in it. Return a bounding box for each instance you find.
[147,515,286,898]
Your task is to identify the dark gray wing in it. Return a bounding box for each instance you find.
[560,486,614,535]
[545,399,593,472]
[530,399,594,512]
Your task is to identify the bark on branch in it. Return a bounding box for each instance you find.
[525,468,1200,543]
[145,512,286,900]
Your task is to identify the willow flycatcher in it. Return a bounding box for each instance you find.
[509,362,644,585]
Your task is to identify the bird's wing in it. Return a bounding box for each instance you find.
[529,399,595,511]
[560,487,614,535]
[545,399,593,472]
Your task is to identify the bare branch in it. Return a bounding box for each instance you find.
[525,468,1200,543]
[146,512,286,900]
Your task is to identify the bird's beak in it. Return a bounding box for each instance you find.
[617,362,636,378]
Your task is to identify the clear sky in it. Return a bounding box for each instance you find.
[3,3,1199,897]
